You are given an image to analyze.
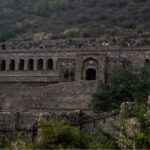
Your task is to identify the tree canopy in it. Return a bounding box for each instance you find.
[91,65,150,112]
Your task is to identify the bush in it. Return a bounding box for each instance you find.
[5,119,92,149]
[35,119,91,149]
[48,0,70,12]
[115,102,150,149]
[62,27,80,38]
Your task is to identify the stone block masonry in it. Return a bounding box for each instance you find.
[0,81,100,112]
[0,38,149,112]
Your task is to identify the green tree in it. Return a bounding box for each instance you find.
[91,65,150,112]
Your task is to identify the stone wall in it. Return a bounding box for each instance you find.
[0,81,100,112]
[0,38,149,112]
[0,49,149,82]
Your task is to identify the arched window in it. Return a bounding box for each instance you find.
[18,59,24,71]
[1,60,6,71]
[28,59,34,70]
[9,59,15,71]
[86,68,96,80]
[47,59,53,70]
[37,59,43,70]
[145,59,150,65]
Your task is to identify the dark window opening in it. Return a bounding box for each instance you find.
[37,59,43,70]
[64,72,69,80]
[47,59,53,70]
[86,68,96,80]
[19,59,24,70]
[1,44,6,50]
[145,59,150,65]
[1,60,6,71]
[9,59,15,71]
[70,72,74,81]
[28,59,34,70]
[63,71,74,81]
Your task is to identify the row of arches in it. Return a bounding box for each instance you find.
[0,59,53,71]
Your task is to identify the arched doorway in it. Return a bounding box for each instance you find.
[81,57,98,80]
[86,68,96,80]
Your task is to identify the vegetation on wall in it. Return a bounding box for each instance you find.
[5,119,92,149]
[4,103,149,149]
[0,0,150,41]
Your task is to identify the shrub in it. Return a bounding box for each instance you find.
[35,119,91,149]
[62,27,80,38]
[48,0,70,12]
[5,119,91,149]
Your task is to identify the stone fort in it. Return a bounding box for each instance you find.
[0,38,149,113]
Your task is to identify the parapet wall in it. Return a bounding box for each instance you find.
[1,37,150,50]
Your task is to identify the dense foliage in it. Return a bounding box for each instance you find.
[91,65,150,112]
[5,119,91,149]
[34,119,91,149]
[91,64,150,148]
[93,102,150,149]
[0,0,150,41]
[114,102,150,149]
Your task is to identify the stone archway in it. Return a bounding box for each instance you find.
[86,68,96,80]
[81,57,98,80]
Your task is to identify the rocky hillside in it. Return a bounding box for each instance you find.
[0,0,150,42]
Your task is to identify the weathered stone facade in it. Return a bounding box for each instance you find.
[0,38,149,112]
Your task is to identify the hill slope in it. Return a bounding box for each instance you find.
[0,0,150,42]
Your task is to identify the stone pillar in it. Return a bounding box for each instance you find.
[75,57,82,81]
[15,59,19,71]
[98,56,106,83]
[24,59,28,71]
[148,96,150,105]
[34,59,37,71]
[6,60,10,71]
[0,60,1,71]
[43,59,47,70]
[53,58,57,71]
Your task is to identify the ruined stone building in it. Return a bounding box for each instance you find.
[0,38,149,113]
